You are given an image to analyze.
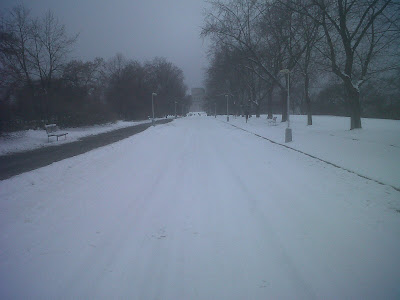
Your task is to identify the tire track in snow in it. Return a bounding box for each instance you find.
[210,127,317,299]
[60,125,186,297]
[211,120,400,297]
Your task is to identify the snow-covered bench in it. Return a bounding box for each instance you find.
[45,124,68,142]
[268,116,277,126]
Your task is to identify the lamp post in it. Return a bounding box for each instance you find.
[215,102,217,118]
[174,101,177,119]
[280,69,292,142]
[226,94,229,122]
[152,92,157,126]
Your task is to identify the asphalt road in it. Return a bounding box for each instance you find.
[0,119,172,180]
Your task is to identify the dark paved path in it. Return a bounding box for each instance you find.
[0,119,173,180]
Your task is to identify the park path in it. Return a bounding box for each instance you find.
[0,119,172,180]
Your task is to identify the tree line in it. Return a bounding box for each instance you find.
[202,0,400,129]
[0,4,190,132]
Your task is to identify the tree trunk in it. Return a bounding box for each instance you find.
[306,102,312,126]
[266,85,274,119]
[281,89,287,122]
[304,73,312,125]
[255,104,260,118]
[345,81,362,129]
[350,102,362,129]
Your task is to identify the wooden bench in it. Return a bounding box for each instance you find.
[268,116,277,126]
[45,124,68,142]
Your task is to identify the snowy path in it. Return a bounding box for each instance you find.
[1,117,399,299]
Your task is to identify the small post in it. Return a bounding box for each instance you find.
[226,94,229,122]
[152,92,157,126]
[285,71,292,142]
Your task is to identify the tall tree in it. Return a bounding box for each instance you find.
[0,4,77,120]
[290,0,399,129]
[30,10,77,91]
[202,0,310,122]
[144,57,187,117]
[0,5,34,88]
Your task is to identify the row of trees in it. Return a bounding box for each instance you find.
[0,5,190,131]
[202,0,400,129]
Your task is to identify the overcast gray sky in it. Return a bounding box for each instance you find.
[0,0,210,90]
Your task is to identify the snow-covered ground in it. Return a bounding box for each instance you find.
[0,116,399,299]
[0,118,172,156]
[221,114,400,190]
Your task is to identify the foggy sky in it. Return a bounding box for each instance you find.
[0,0,209,91]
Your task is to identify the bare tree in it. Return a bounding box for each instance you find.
[0,5,34,88]
[203,0,312,122]
[0,4,77,120]
[290,0,399,129]
[296,3,321,125]
[144,57,187,117]
[30,10,78,90]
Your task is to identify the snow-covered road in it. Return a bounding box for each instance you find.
[1,117,399,299]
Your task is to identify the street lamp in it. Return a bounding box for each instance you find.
[152,92,157,126]
[280,69,292,143]
[215,102,217,118]
[174,101,177,119]
[226,94,229,122]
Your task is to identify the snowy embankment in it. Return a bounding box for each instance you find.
[0,117,399,299]
[0,118,172,156]
[220,115,400,190]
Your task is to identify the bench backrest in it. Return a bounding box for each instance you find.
[45,124,59,133]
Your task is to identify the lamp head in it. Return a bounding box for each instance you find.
[280,69,291,74]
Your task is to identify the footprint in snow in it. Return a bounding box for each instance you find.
[259,280,270,288]
[151,227,167,239]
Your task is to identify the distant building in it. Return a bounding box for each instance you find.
[190,88,205,112]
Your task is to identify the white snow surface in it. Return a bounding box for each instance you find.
[0,116,399,299]
[0,118,171,156]
[223,114,400,189]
